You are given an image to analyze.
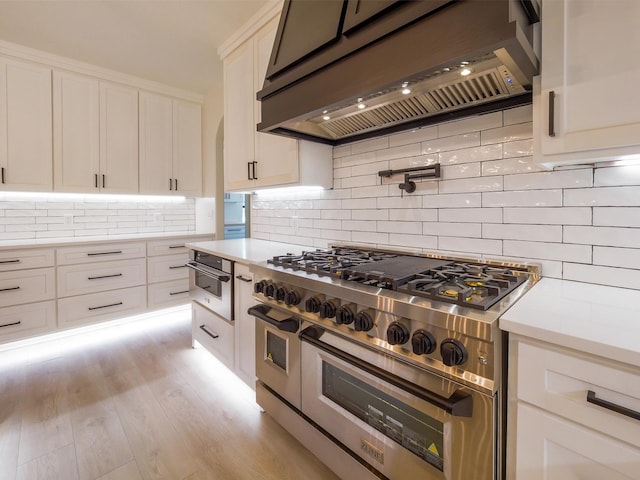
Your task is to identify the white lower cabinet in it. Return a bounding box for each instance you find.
[0,267,55,307]
[58,286,147,329]
[508,335,640,479]
[234,262,258,389]
[0,301,56,342]
[192,301,234,370]
[148,279,190,309]
[57,258,147,297]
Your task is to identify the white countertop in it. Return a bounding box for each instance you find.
[185,238,313,265]
[500,278,640,367]
[0,232,213,251]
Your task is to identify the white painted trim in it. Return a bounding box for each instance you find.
[0,39,204,103]
[217,0,283,60]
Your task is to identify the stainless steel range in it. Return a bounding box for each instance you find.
[249,245,540,480]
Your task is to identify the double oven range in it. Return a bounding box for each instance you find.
[249,245,539,480]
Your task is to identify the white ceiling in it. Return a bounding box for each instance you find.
[0,0,270,94]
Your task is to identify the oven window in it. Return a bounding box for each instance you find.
[322,361,444,471]
[266,331,287,371]
[194,270,222,297]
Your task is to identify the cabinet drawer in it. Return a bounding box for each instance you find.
[192,301,234,370]
[515,339,640,449]
[0,301,56,343]
[0,268,55,307]
[0,248,54,272]
[57,241,146,265]
[148,279,190,309]
[146,238,194,256]
[57,258,146,297]
[57,286,147,328]
[147,253,189,283]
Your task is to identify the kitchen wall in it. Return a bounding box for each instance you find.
[0,193,196,241]
[251,105,640,291]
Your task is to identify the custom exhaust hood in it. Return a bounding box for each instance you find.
[257,0,540,145]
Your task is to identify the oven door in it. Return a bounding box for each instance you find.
[250,304,301,410]
[300,323,495,480]
[186,261,233,321]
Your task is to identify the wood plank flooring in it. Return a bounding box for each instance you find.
[0,308,339,480]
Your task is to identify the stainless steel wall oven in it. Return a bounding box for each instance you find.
[186,250,233,321]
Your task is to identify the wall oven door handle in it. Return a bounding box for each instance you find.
[248,304,299,333]
[185,262,231,282]
[300,326,473,417]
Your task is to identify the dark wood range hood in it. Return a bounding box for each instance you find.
[257,0,540,146]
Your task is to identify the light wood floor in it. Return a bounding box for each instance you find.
[0,307,339,480]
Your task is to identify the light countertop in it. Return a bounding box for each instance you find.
[185,238,313,265]
[500,278,640,367]
[0,232,213,251]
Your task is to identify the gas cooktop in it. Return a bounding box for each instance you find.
[268,246,528,310]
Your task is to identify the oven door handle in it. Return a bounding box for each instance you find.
[185,262,231,282]
[248,304,299,333]
[300,326,473,417]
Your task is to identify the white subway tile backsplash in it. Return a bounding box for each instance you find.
[439,208,502,223]
[438,144,503,165]
[376,143,422,161]
[350,137,390,155]
[352,231,389,245]
[353,209,389,221]
[483,190,563,207]
[423,133,480,154]
[593,246,640,270]
[424,222,481,238]
[438,236,502,255]
[503,105,533,126]
[503,207,591,225]
[388,233,437,250]
[564,186,640,206]
[351,161,390,177]
[564,226,640,248]
[438,112,502,138]
[563,263,640,290]
[340,175,379,188]
[481,157,543,176]
[483,223,562,242]
[321,209,351,220]
[377,221,422,235]
[504,169,593,190]
[422,193,482,208]
[342,220,376,232]
[481,122,532,145]
[502,139,534,158]
[504,240,591,263]
[441,163,481,180]
[333,144,351,158]
[438,176,503,194]
[594,165,640,186]
[389,209,437,222]
[389,126,437,147]
[593,207,640,227]
[377,196,422,209]
[351,185,390,199]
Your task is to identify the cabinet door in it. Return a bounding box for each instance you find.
[515,403,640,480]
[223,40,256,192]
[139,91,173,195]
[234,263,259,389]
[254,20,299,189]
[53,71,100,192]
[99,82,139,194]
[172,99,202,197]
[0,58,52,191]
[540,0,640,158]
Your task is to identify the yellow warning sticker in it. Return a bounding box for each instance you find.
[428,443,439,456]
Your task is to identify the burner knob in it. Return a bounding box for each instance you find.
[354,310,375,332]
[386,322,410,345]
[254,280,268,294]
[275,286,288,302]
[305,296,322,313]
[264,283,276,298]
[319,300,338,319]
[284,290,302,306]
[336,305,355,325]
[411,330,436,355]
[440,339,467,367]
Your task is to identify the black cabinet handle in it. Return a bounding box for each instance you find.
[169,178,173,191]
[199,324,219,339]
[168,245,185,249]
[1,167,4,184]
[102,174,105,188]
[235,275,253,283]
[169,290,189,296]
[0,286,20,293]
[94,173,98,188]
[252,161,258,180]
[548,90,556,137]
[587,390,640,421]
[169,265,186,269]
[87,250,123,256]
[0,259,20,264]
[174,179,178,191]
[88,301,123,311]
[247,162,252,180]
[88,273,123,280]
[0,321,21,328]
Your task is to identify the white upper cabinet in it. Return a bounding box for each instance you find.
[0,57,52,191]
[53,71,138,193]
[536,0,640,168]
[222,16,332,193]
[140,91,202,197]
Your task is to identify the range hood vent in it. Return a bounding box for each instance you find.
[257,0,540,145]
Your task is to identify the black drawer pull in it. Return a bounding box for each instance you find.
[169,290,189,296]
[88,273,123,280]
[199,324,219,339]
[169,265,186,269]
[88,301,123,311]
[87,250,123,256]
[0,286,20,293]
[0,321,21,328]
[548,90,556,137]
[587,390,640,421]
[235,275,252,283]
[169,245,185,249]
[94,173,98,188]
[0,259,20,264]
[1,167,5,184]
